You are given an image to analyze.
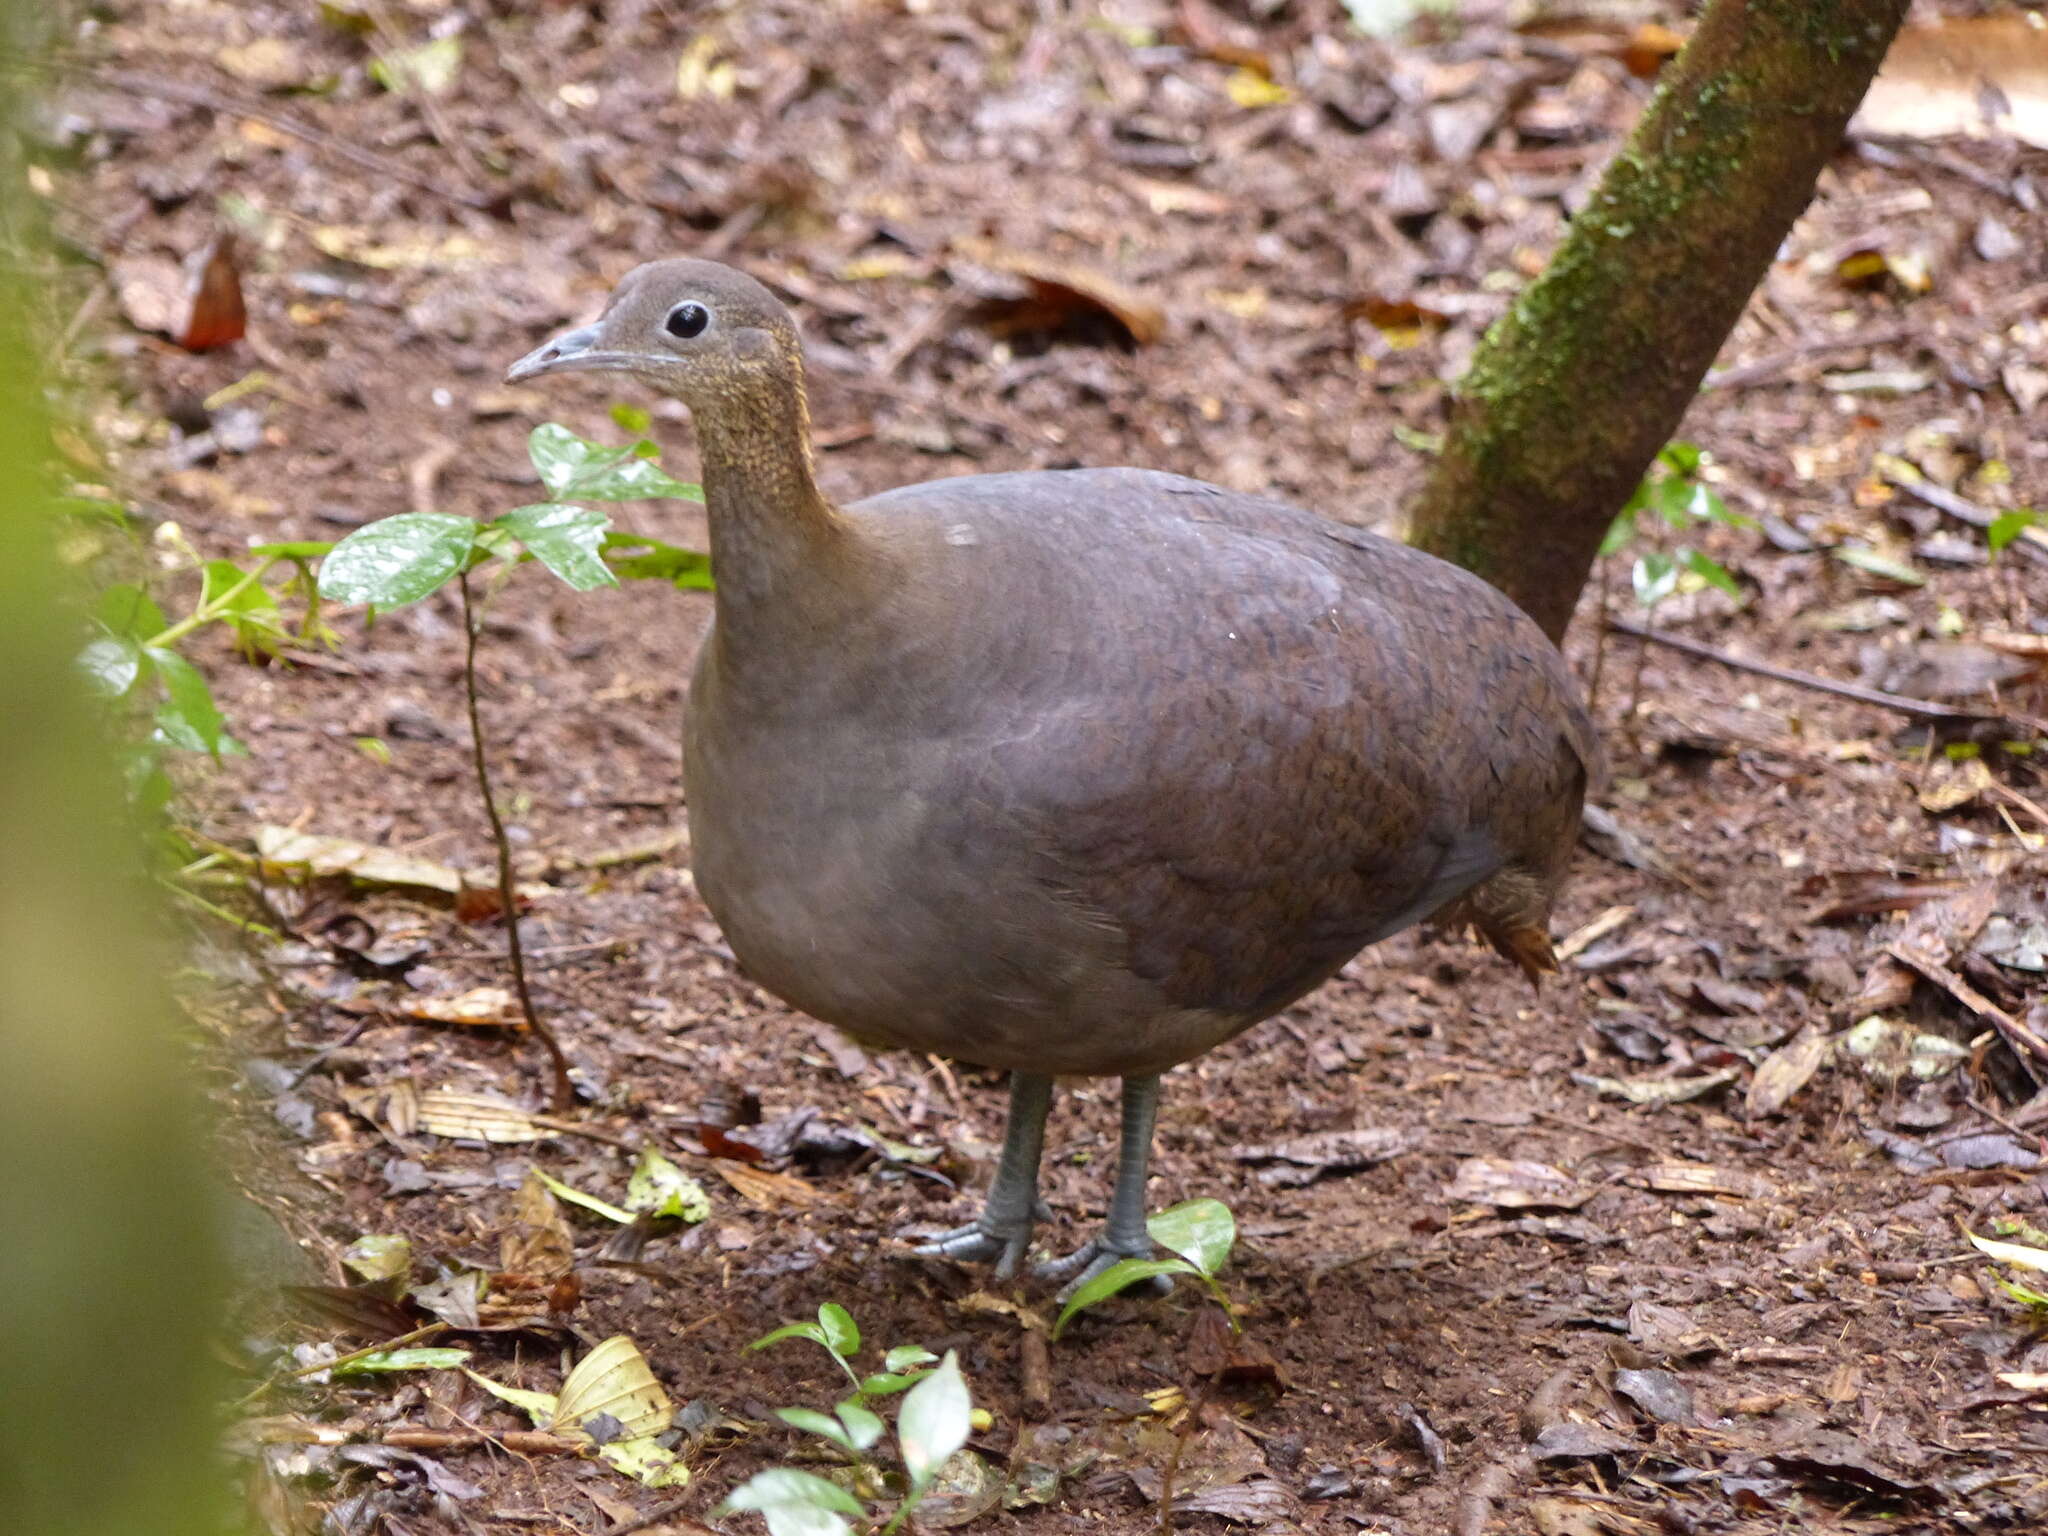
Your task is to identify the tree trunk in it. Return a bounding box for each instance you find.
[1405,0,1910,645]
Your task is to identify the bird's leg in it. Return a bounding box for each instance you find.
[1038,1074,1169,1299]
[915,1071,1053,1278]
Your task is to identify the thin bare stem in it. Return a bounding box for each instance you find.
[458,570,573,1112]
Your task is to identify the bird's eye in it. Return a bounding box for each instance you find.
[665,302,710,340]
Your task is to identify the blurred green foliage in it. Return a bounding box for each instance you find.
[0,5,228,1528]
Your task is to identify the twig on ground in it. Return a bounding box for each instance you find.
[1702,324,1914,391]
[1882,469,2048,570]
[459,571,575,1112]
[1886,940,2048,1081]
[1609,618,2048,738]
[1019,1324,1053,1419]
[380,1428,583,1454]
[1706,281,2048,393]
[291,1321,451,1379]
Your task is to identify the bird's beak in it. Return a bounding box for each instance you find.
[505,323,638,384]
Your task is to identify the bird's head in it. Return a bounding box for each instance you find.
[505,258,800,408]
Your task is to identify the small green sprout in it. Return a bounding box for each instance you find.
[725,1307,974,1536]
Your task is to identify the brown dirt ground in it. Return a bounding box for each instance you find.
[48,0,2048,1531]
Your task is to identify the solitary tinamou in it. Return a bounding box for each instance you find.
[509,260,1597,1293]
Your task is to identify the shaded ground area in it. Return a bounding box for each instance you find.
[46,0,2048,1531]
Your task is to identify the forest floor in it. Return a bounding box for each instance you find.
[47,0,2048,1532]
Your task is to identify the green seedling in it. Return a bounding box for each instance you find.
[1599,441,1751,614]
[720,1345,974,1536]
[748,1302,939,1410]
[1053,1197,1238,1339]
[1987,508,2041,560]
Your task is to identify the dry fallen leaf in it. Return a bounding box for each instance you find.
[402,987,524,1028]
[714,1162,831,1210]
[1918,756,1994,813]
[217,37,304,89]
[1444,1157,1593,1210]
[954,240,1165,347]
[112,234,246,353]
[1855,16,2048,151]
[1746,1027,1832,1118]
[257,825,464,894]
[1630,1161,1773,1201]
[416,1089,547,1143]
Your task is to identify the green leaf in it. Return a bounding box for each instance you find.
[750,1321,830,1353]
[204,559,287,654]
[1657,441,1704,475]
[1967,1228,2048,1273]
[1988,509,2041,559]
[342,1233,412,1284]
[1679,547,1742,600]
[1692,487,1753,528]
[147,647,243,756]
[1833,543,1925,586]
[896,1350,971,1491]
[202,559,278,614]
[883,1345,938,1372]
[527,423,701,502]
[834,1400,884,1451]
[78,636,143,697]
[248,539,336,560]
[602,531,714,589]
[1630,550,1678,608]
[1597,507,1638,557]
[816,1303,860,1358]
[496,504,618,590]
[1650,475,1697,527]
[331,1347,471,1377]
[776,1407,856,1452]
[624,1148,711,1223]
[530,1166,633,1225]
[318,513,477,606]
[858,1372,921,1397]
[597,1435,691,1487]
[97,582,168,641]
[718,1468,865,1519]
[610,403,652,434]
[1052,1259,1198,1339]
[1147,1198,1236,1277]
[463,1369,559,1426]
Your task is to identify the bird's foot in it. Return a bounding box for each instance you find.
[1036,1236,1173,1303]
[914,1214,1037,1279]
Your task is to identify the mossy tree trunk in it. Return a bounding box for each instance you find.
[1406,0,1910,645]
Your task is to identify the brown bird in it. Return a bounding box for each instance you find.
[508,260,1597,1292]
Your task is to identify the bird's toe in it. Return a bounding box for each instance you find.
[914,1219,1034,1278]
[1038,1239,1173,1302]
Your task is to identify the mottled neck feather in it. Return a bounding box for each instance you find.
[690,354,868,662]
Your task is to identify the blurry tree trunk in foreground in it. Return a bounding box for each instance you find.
[1406,0,1910,645]
[0,12,227,1531]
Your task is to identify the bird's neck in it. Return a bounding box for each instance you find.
[691,366,875,666]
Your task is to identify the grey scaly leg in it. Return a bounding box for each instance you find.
[1038,1074,1168,1299]
[916,1071,1053,1278]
